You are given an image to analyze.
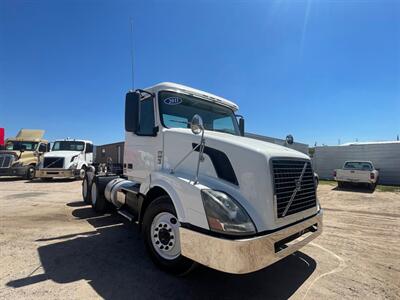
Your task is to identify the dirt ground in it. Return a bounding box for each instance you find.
[0,178,399,300]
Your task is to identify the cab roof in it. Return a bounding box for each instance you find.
[8,129,48,143]
[144,82,239,111]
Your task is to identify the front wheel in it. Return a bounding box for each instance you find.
[25,166,35,180]
[142,196,195,275]
[77,167,86,180]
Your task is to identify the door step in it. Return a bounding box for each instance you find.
[117,209,135,222]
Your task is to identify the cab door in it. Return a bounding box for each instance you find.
[124,94,162,182]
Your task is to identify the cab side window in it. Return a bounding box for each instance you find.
[137,97,155,136]
[39,143,47,152]
[85,143,93,153]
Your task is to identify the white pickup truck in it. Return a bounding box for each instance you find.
[82,82,323,275]
[35,139,93,180]
[334,161,379,190]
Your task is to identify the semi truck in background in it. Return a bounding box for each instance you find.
[82,82,323,275]
[0,129,49,179]
[35,139,94,180]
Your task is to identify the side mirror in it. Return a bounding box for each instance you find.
[239,117,245,136]
[191,114,204,135]
[125,91,140,133]
[286,134,294,145]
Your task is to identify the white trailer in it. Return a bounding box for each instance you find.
[36,139,93,180]
[82,82,323,275]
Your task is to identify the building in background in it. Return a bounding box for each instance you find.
[245,133,309,154]
[94,141,124,164]
[312,141,400,185]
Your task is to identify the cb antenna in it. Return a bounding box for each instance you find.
[129,17,135,89]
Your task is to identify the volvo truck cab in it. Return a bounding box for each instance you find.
[82,82,323,275]
[0,129,49,179]
[36,139,93,180]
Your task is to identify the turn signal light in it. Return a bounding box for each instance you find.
[333,170,337,177]
[370,173,375,179]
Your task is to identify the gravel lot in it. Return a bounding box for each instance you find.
[0,178,399,299]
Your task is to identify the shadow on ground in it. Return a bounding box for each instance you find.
[0,177,27,182]
[7,203,317,300]
[332,183,374,194]
[27,178,78,184]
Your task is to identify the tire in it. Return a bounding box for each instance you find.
[77,166,86,180]
[25,166,35,180]
[82,174,91,204]
[142,196,195,275]
[337,181,344,188]
[369,182,376,191]
[90,179,108,213]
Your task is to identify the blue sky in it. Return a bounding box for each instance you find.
[1,0,399,146]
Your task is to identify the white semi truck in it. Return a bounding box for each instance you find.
[82,82,323,275]
[36,139,93,180]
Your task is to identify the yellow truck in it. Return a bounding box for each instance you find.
[0,129,49,179]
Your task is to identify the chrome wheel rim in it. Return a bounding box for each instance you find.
[151,212,180,260]
[79,168,85,180]
[91,182,97,205]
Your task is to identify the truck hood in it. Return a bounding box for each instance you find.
[44,151,81,158]
[165,128,309,160]
[163,128,316,231]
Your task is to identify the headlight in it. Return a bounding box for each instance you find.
[70,155,78,162]
[201,190,256,236]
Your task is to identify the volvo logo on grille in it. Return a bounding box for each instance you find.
[295,179,302,190]
[282,162,308,217]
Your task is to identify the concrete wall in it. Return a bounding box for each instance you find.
[312,142,400,185]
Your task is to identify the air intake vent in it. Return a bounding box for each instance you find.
[272,159,317,218]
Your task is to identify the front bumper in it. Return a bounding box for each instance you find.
[35,168,78,178]
[0,166,29,177]
[180,209,323,274]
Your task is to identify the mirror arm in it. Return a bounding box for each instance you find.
[170,143,202,174]
[194,129,206,184]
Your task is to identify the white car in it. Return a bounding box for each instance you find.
[334,161,379,190]
[35,139,93,180]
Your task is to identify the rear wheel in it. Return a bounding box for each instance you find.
[142,196,195,275]
[91,180,107,213]
[368,182,376,191]
[337,181,344,188]
[82,175,91,204]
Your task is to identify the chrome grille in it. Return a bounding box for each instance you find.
[272,159,317,218]
[0,154,14,168]
[43,157,64,168]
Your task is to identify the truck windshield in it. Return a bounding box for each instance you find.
[158,91,240,135]
[344,162,373,171]
[52,141,85,151]
[5,141,38,151]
